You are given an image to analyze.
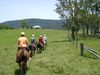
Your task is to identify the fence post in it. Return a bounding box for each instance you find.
[80,43,84,56]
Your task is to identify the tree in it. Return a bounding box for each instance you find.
[0,24,14,29]
[55,0,100,38]
[55,0,83,40]
[20,20,29,29]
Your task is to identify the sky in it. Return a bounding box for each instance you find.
[0,0,60,23]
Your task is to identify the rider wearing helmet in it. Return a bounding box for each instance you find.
[38,35,44,47]
[18,32,29,51]
[31,34,37,46]
[43,34,47,45]
[16,32,29,62]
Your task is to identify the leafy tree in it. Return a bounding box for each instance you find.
[55,0,100,38]
[20,20,29,29]
[0,24,14,29]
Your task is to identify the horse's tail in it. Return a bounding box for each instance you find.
[16,48,29,62]
[16,49,24,63]
[23,50,30,60]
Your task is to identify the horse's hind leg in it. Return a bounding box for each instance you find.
[30,50,33,58]
[39,47,42,53]
[25,61,28,70]
[37,48,39,53]
[19,63,20,67]
[22,61,27,74]
[33,48,35,55]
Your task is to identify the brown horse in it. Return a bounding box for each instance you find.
[37,43,44,53]
[16,47,30,74]
[28,43,36,57]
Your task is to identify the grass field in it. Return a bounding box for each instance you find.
[0,29,100,75]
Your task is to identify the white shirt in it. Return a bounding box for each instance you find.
[31,36,35,40]
[43,36,47,43]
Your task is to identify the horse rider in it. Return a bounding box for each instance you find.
[16,32,30,62]
[38,35,44,47]
[28,34,37,55]
[30,34,37,48]
[43,34,48,46]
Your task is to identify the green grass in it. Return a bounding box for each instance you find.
[0,29,100,75]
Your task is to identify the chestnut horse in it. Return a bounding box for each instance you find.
[16,47,30,74]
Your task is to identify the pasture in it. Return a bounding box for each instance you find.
[0,29,100,75]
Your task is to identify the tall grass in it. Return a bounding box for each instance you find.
[0,29,100,75]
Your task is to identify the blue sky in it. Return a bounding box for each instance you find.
[0,0,60,23]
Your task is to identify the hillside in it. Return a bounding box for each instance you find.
[0,18,65,29]
[0,29,100,75]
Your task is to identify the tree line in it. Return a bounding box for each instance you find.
[0,20,32,29]
[0,24,14,29]
[55,0,100,39]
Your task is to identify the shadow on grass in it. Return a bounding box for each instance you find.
[15,68,28,75]
[52,40,71,43]
[15,69,21,75]
[83,55,97,59]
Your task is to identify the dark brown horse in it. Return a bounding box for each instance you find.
[28,43,36,57]
[37,43,44,53]
[16,47,29,74]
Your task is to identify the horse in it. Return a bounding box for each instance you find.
[43,42,47,49]
[28,43,36,57]
[16,47,30,74]
[36,42,44,53]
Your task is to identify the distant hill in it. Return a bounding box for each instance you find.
[0,18,65,29]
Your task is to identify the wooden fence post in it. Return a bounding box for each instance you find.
[80,43,84,56]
